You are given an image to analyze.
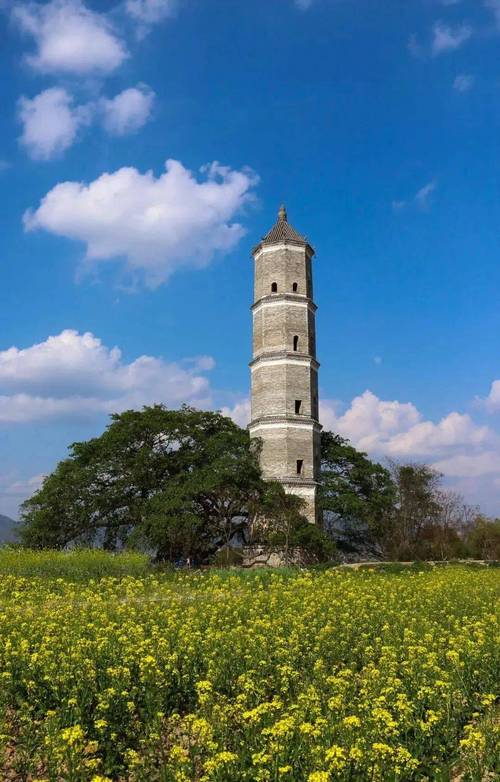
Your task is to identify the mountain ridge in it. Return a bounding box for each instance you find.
[0,514,18,543]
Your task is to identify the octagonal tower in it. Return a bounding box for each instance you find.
[249,206,321,524]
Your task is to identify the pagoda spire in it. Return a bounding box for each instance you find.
[278,204,287,222]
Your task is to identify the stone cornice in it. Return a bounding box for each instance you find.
[249,351,320,370]
[280,477,320,488]
[249,415,322,430]
[251,293,317,313]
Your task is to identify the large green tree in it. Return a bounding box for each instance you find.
[20,405,264,560]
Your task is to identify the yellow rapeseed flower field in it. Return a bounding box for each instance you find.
[0,553,497,781]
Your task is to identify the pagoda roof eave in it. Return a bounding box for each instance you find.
[251,238,315,257]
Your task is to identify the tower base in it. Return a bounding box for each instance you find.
[281,480,319,525]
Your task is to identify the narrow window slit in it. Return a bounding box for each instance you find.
[295,399,302,414]
[293,335,299,351]
[296,459,303,475]
[292,282,298,292]
[271,282,277,293]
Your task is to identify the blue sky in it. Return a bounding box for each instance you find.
[1,0,500,518]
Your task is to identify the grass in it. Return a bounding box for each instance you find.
[0,546,150,580]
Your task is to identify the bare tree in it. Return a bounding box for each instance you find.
[384,462,480,560]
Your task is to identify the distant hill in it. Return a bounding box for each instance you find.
[0,514,18,543]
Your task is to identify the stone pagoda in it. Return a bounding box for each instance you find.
[248,206,321,524]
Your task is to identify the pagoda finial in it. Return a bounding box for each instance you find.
[278,204,287,222]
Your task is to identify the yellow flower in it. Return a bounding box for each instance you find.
[460,728,486,753]
[252,750,271,766]
[196,679,213,694]
[343,715,361,728]
[371,742,394,757]
[325,744,346,770]
[203,751,238,774]
[60,725,84,746]
[169,746,189,763]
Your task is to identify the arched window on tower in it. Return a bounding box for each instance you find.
[292,282,298,292]
[293,335,299,352]
[271,282,277,293]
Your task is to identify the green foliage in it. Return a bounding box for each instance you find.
[464,516,500,560]
[319,431,395,537]
[390,462,442,533]
[249,482,336,562]
[386,463,458,560]
[252,481,308,546]
[288,518,337,561]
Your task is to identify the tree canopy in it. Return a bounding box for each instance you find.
[21,406,264,557]
[318,431,395,539]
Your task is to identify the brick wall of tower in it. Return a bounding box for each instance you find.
[252,300,316,356]
[254,246,313,301]
[251,362,318,420]
[251,424,318,482]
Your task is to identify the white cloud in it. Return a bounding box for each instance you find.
[24,159,259,286]
[100,85,155,136]
[453,74,474,92]
[415,179,437,209]
[388,412,490,456]
[320,390,494,460]
[12,0,128,75]
[431,21,472,56]
[18,87,92,160]
[320,391,421,453]
[295,0,314,8]
[479,378,500,412]
[2,336,500,512]
[432,451,500,478]
[18,85,156,160]
[0,473,45,498]
[392,181,437,213]
[0,329,215,424]
[125,0,177,24]
[222,398,251,428]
